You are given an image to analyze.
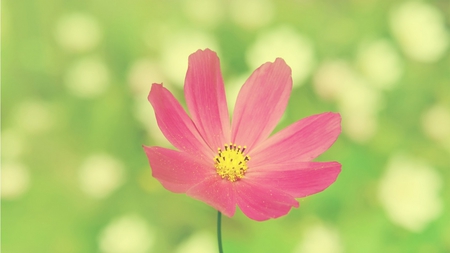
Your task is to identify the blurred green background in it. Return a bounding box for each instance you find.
[2,0,450,252]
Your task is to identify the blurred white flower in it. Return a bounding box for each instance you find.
[99,215,154,253]
[78,154,125,199]
[55,13,102,53]
[1,162,30,200]
[292,223,343,253]
[15,100,54,134]
[175,231,216,253]
[247,26,315,87]
[313,60,356,101]
[127,58,173,145]
[378,154,443,232]
[422,104,450,142]
[161,30,219,86]
[390,1,449,62]
[341,112,378,143]
[422,104,450,152]
[128,58,168,96]
[336,81,383,117]
[183,0,224,28]
[229,0,274,30]
[313,60,382,142]
[356,39,403,90]
[65,56,110,98]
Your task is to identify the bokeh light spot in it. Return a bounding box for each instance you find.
[1,162,30,200]
[247,26,315,87]
[64,56,110,98]
[378,154,443,232]
[98,215,154,253]
[390,1,449,62]
[78,154,125,199]
[55,13,102,53]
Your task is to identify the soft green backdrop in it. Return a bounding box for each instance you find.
[2,0,450,252]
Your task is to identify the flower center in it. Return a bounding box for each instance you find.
[214,143,250,182]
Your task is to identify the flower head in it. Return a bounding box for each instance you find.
[143,49,341,221]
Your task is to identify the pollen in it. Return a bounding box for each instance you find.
[214,143,250,182]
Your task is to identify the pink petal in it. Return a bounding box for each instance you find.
[235,180,299,221]
[231,58,292,151]
[247,161,341,198]
[184,49,230,151]
[143,146,215,193]
[186,175,236,217]
[149,83,213,159]
[249,112,341,167]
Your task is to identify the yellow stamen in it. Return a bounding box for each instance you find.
[214,143,250,182]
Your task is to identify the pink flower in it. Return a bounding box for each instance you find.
[143,49,341,221]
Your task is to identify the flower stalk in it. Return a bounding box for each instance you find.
[217,211,223,253]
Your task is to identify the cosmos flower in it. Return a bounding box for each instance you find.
[143,49,341,221]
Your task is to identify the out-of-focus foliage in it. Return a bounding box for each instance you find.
[2,0,450,252]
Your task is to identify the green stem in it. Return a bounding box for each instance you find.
[217,211,224,253]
